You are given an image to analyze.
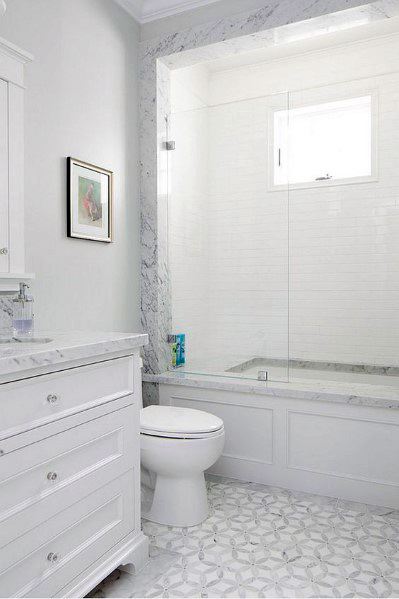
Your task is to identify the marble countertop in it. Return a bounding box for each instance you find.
[143,370,399,410]
[0,331,148,382]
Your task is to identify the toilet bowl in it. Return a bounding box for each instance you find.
[140,405,225,527]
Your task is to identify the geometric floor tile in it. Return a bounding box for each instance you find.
[92,475,399,598]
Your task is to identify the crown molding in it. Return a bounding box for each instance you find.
[114,0,222,23]
[141,0,222,23]
[0,35,33,63]
[113,0,143,22]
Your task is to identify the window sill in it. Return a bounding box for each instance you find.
[269,175,378,192]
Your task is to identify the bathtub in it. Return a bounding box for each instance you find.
[227,357,399,387]
[148,367,399,509]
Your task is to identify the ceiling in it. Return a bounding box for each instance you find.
[113,0,222,23]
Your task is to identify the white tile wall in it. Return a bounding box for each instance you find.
[169,32,399,372]
[206,98,289,370]
[169,84,210,365]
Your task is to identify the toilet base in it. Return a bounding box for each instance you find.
[142,472,209,527]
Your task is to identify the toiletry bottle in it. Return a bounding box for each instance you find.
[171,342,177,368]
[12,283,34,337]
[168,334,177,369]
[176,334,185,366]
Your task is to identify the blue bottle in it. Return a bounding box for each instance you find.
[176,334,185,366]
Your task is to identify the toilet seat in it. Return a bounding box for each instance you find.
[141,427,225,439]
[140,405,224,440]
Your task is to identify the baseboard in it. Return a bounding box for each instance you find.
[210,455,399,509]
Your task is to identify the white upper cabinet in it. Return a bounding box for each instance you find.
[0,36,34,291]
[0,79,8,274]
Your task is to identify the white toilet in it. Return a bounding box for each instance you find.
[140,405,225,527]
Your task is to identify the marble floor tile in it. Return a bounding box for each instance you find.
[92,477,399,598]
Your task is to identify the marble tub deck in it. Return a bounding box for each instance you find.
[89,475,399,599]
[226,357,399,379]
[143,370,399,410]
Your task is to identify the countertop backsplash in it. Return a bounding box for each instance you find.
[0,295,14,336]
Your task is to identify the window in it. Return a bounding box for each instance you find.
[273,95,374,188]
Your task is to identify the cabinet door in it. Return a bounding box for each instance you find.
[0,79,9,273]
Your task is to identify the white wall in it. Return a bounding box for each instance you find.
[170,31,399,370]
[0,0,141,332]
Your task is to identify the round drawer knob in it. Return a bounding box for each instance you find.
[0,247,8,255]
[47,552,59,563]
[47,472,58,481]
[47,393,59,405]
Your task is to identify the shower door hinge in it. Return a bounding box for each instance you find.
[164,141,176,151]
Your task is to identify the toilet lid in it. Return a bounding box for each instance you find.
[140,405,224,438]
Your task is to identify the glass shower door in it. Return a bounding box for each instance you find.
[167,92,290,382]
[288,75,399,388]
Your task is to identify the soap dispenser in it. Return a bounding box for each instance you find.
[13,283,34,337]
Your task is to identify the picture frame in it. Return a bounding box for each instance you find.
[67,157,113,243]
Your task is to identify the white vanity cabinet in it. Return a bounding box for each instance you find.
[0,36,34,290]
[0,351,148,598]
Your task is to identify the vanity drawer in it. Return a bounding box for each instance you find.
[0,404,137,542]
[0,356,134,440]
[0,471,135,598]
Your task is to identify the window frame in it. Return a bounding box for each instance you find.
[268,89,379,191]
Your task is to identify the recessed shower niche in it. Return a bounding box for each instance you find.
[161,14,399,388]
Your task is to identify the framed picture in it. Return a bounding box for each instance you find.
[67,157,113,243]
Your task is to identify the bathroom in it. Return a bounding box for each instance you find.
[1,0,399,597]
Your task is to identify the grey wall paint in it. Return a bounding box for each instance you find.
[140,0,272,40]
[0,0,141,334]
